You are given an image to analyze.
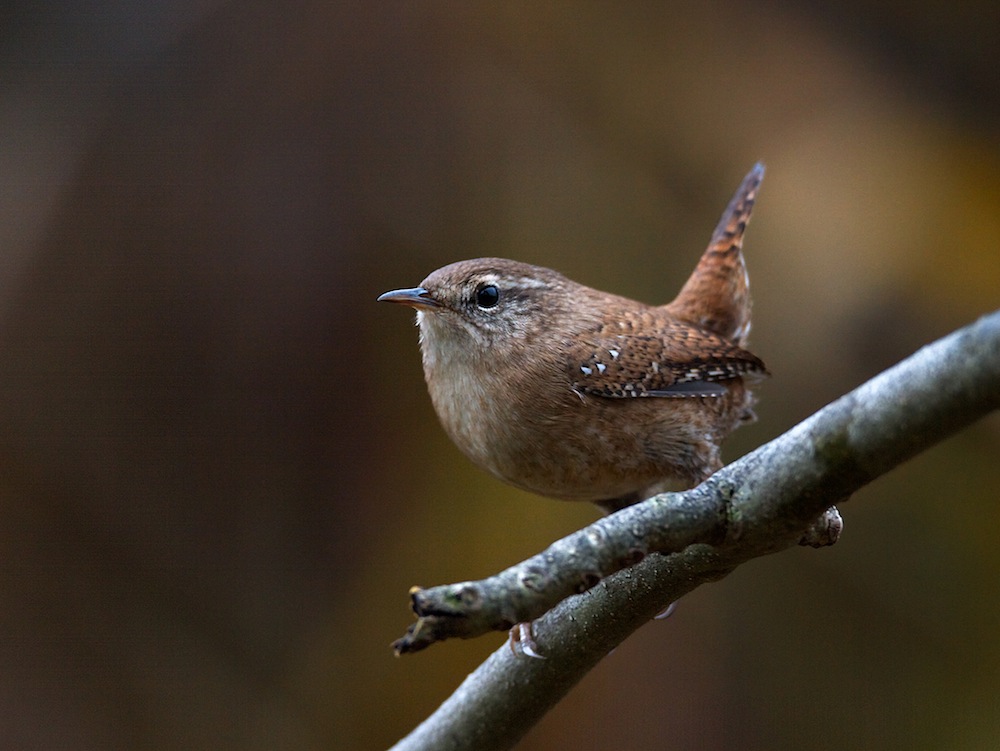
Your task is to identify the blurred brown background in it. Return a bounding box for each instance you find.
[1,2,998,749]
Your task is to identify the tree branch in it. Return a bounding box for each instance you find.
[390,310,1000,751]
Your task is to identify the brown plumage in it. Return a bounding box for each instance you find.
[666,164,761,345]
[379,164,768,512]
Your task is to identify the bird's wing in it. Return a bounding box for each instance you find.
[567,320,768,399]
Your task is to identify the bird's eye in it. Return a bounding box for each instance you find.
[475,284,500,309]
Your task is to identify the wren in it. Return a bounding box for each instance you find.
[379,164,769,513]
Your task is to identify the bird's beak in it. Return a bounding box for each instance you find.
[377,286,442,310]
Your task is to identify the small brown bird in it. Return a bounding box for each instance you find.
[379,164,768,513]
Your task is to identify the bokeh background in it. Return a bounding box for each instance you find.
[1,2,998,749]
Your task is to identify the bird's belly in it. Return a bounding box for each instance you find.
[431,378,730,503]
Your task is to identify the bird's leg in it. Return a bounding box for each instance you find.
[654,601,678,620]
[593,491,644,515]
[508,621,546,660]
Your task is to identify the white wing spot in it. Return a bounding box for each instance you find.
[651,361,659,373]
[580,365,593,376]
[608,349,619,360]
[596,363,607,374]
